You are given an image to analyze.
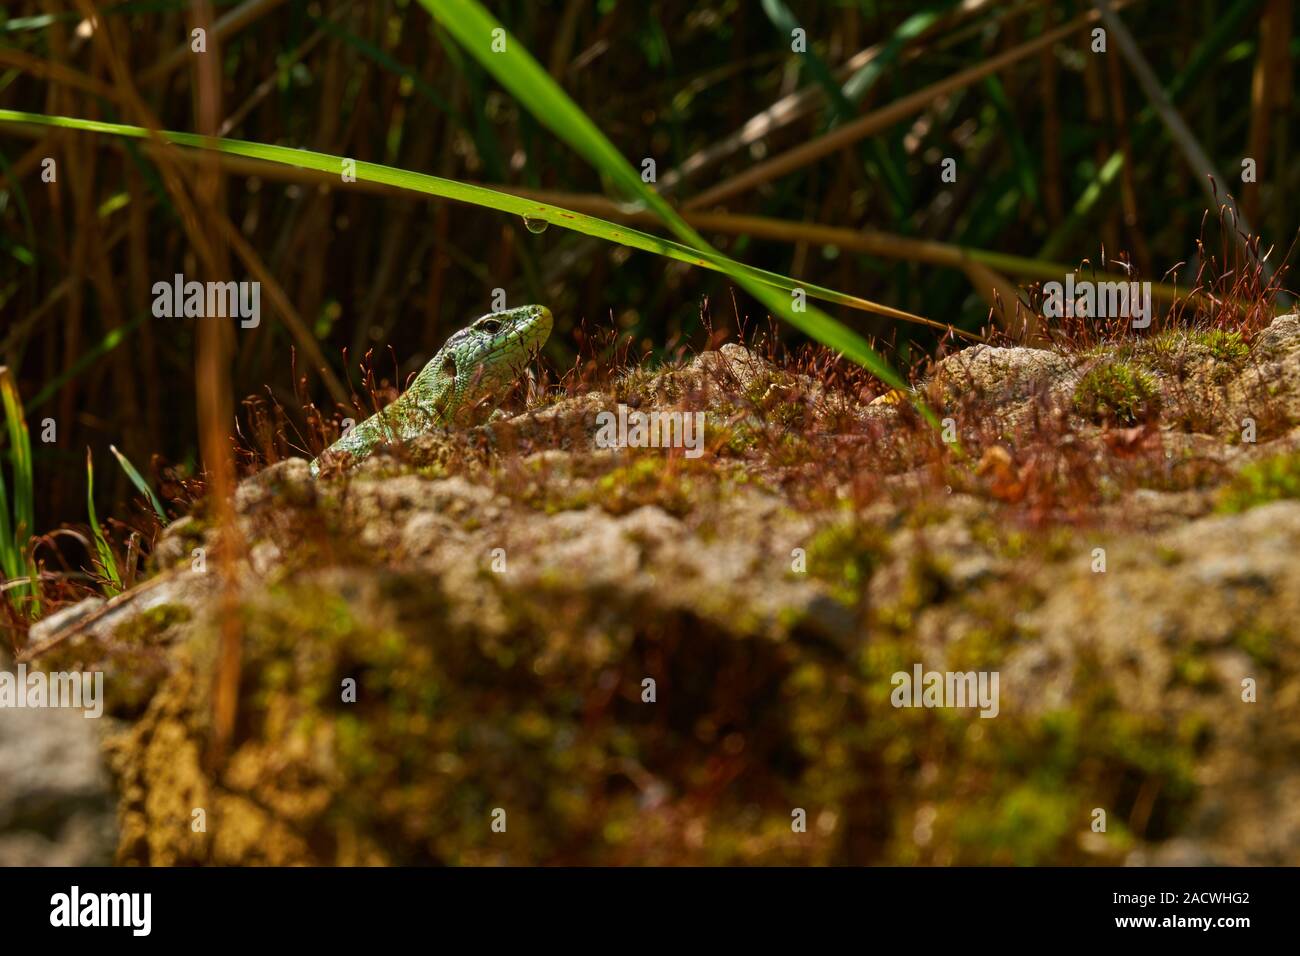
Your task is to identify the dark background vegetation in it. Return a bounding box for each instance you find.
[0,0,1296,547]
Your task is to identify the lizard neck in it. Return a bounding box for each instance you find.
[399,369,456,433]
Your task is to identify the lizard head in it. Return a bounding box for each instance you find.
[312,306,553,475]
[420,304,553,419]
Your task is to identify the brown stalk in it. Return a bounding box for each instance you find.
[213,217,351,405]
[187,0,244,773]
[1263,0,1292,246]
[6,124,354,404]
[137,0,293,86]
[1103,39,1150,275]
[72,0,243,769]
[1039,38,1064,225]
[959,258,1038,341]
[548,0,590,78]
[0,138,55,194]
[1243,0,1291,229]
[127,163,161,446]
[0,47,116,100]
[1092,0,1272,280]
[3,20,348,411]
[218,16,339,137]
[1080,17,1117,253]
[658,0,1008,196]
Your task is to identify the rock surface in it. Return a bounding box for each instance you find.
[18,314,1300,865]
[0,649,117,866]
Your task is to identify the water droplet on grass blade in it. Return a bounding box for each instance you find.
[523,216,549,234]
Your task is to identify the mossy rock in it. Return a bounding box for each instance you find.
[59,337,1300,866]
[1217,450,1300,513]
[1073,361,1160,425]
[1194,329,1249,363]
[804,518,887,606]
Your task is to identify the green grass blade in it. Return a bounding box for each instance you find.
[982,74,1038,206]
[0,147,38,265]
[110,444,167,521]
[0,366,39,613]
[0,423,15,582]
[0,109,926,329]
[761,0,913,224]
[418,0,937,423]
[27,311,148,411]
[841,5,954,105]
[85,448,121,594]
[0,367,32,540]
[760,0,855,122]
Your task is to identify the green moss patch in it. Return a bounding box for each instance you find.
[1073,361,1160,425]
[1217,451,1300,513]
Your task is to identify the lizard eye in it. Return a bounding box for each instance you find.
[442,356,457,380]
[479,318,503,335]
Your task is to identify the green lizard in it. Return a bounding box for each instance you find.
[311,304,552,475]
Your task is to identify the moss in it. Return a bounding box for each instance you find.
[1123,328,1247,374]
[714,418,760,455]
[1080,340,1134,363]
[1232,623,1279,668]
[886,668,1201,864]
[766,398,807,429]
[115,602,192,644]
[871,552,958,633]
[903,502,952,529]
[1217,451,1300,513]
[946,624,1012,672]
[952,784,1075,866]
[1072,361,1160,425]
[517,452,716,518]
[738,374,806,429]
[1000,529,1028,559]
[31,601,191,718]
[1146,328,1183,357]
[103,546,1217,866]
[1155,545,1182,565]
[95,336,1290,865]
[1043,527,1077,561]
[1194,328,1249,363]
[804,518,887,607]
[1172,650,1216,690]
[593,455,701,516]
